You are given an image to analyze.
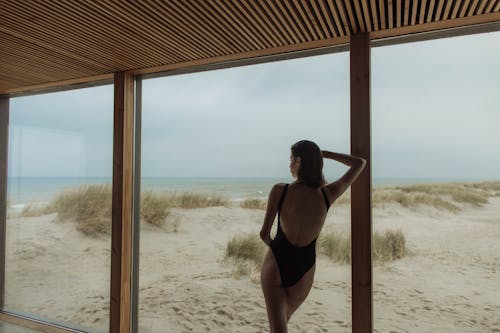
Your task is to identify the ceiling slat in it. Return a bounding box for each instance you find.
[145,1,233,56]
[260,0,298,43]
[275,0,308,42]
[319,0,339,36]
[435,0,446,20]
[388,0,394,28]
[442,0,454,19]
[419,0,428,23]
[485,0,496,13]
[475,0,488,14]
[396,0,402,27]
[312,0,334,38]
[361,0,374,31]
[460,0,473,17]
[233,1,281,47]
[296,0,326,40]
[342,0,359,33]
[1,0,499,95]
[451,0,464,18]
[332,0,350,35]
[246,1,289,45]
[353,0,368,31]
[185,0,252,52]
[427,0,437,22]
[285,1,315,41]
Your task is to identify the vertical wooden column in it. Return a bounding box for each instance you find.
[350,33,373,333]
[110,72,135,333]
[0,97,9,309]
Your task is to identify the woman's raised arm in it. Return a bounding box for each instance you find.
[321,150,366,204]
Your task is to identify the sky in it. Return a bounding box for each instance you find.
[7,30,500,180]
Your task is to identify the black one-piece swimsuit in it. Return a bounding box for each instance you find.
[270,184,330,287]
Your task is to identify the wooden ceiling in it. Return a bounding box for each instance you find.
[1,0,499,95]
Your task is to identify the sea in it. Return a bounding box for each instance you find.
[6,176,496,207]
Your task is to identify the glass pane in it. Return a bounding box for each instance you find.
[5,86,113,332]
[372,31,500,332]
[139,53,352,332]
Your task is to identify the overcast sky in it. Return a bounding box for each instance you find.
[8,31,500,180]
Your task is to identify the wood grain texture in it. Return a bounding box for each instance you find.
[110,72,135,333]
[350,32,373,333]
[1,0,499,95]
[0,312,79,333]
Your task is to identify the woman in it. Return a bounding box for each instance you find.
[260,140,366,332]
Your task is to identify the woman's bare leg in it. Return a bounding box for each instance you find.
[261,250,288,333]
[285,264,315,321]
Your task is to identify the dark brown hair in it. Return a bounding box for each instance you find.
[291,140,325,187]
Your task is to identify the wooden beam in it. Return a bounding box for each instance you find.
[3,74,113,97]
[0,97,8,309]
[110,72,135,333]
[0,312,81,333]
[350,32,372,333]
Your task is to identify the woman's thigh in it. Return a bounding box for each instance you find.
[261,250,288,330]
[285,264,315,319]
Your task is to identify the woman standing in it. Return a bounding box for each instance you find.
[260,140,366,332]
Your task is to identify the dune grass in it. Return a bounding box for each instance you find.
[30,185,228,236]
[332,181,500,212]
[225,233,266,279]
[170,192,229,208]
[319,229,406,264]
[226,234,266,264]
[140,191,171,226]
[240,198,267,210]
[50,184,112,236]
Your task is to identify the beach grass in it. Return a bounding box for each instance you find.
[240,198,267,210]
[17,185,229,236]
[51,184,112,236]
[170,192,229,209]
[140,191,170,226]
[319,229,406,264]
[225,234,266,265]
[331,181,500,212]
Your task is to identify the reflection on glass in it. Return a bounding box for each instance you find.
[372,32,500,332]
[5,86,113,332]
[139,53,352,332]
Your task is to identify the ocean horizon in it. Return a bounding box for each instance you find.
[6,176,500,205]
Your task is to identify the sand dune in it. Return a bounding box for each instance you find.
[5,196,500,332]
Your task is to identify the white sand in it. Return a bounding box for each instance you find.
[5,198,500,332]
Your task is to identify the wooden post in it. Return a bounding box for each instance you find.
[350,33,373,333]
[110,72,135,333]
[0,97,9,309]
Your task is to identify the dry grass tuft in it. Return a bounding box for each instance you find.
[372,229,406,262]
[225,233,266,279]
[226,234,266,265]
[240,198,267,210]
[334,181,498,212]
[318,231,351,264]
[140,191,170,226]
[52,184,112,236]
[319,229,407,264]
[173,192,229,208]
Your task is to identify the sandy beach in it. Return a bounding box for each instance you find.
[5,187,500,332]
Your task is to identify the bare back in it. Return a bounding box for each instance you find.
[278,182,329,247]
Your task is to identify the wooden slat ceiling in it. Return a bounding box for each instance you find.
[1,0,499,95]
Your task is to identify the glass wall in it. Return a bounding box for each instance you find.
[138,52,352,332]
[5,85,113,332]
[372,31,500,332]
